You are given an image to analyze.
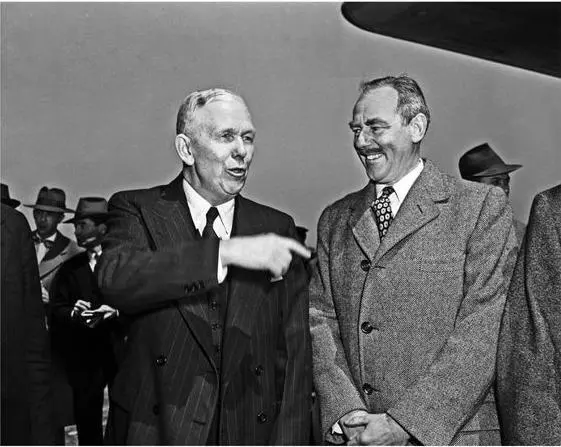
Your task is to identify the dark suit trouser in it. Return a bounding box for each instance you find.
[71,368,106,445]
[104,401,128,445]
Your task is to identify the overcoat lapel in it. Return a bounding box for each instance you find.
[374,160,449,264]
[38,232,70,279]
[140,174,215,362]
[222,195,270,384]
[350,182,380,261]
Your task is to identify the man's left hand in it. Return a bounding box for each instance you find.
[81,305,119,326]
[344,413,409,446]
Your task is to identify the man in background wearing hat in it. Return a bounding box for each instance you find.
[459,143,526,244]
[50,197,121,445]
[25,186,83,444]
[1,182,21,208]
[25,186,83,305]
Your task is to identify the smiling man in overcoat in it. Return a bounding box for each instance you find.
[310,75,518,445]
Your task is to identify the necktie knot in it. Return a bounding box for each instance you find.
[202,207,219,240]
[381,186,394,198]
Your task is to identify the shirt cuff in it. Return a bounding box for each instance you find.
[332,421,344,435]
[217,254,228,283]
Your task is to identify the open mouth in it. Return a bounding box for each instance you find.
[359,151,384,161]
[227,167,247,178]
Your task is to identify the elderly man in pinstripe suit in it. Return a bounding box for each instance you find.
[98,88,312,445]
[310,75,518,445]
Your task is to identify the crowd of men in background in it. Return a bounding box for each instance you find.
[1,75,559,446]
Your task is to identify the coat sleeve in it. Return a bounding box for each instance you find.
[496,188,561,445]
[309,206,368,444]
[270,218,313,444]
[386,187,518,445]
[19,213,56,445]
[97,191,220,314]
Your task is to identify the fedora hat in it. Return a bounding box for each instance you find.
[24,186,74,213]
[459,143,522,178]
[64,197,109,224]
[1,183,21,208]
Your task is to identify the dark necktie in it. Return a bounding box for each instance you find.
[32,233,54,250]
[373,186,394,240]
[202,207,219,240]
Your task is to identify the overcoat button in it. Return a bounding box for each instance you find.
[362,383,374,395]
[152,404,160,415]
[156,355,167,366]
[254,365,264,376]
[257,412,268,423]
[361,322,374,334]
[360,259,371,271]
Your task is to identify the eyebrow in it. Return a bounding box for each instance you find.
[365,118,390,126]
[348,118,390,128]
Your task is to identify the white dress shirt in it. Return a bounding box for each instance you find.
[87,246,102,272]
[35,232,57,264]
[183,179,234,283]
[374,158,424,216]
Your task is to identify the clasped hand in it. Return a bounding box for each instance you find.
[72,300,118,327]
[342,411,409,446]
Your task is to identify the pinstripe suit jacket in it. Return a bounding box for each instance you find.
[496,184,561,445]
[97,175,312,445]
[310,160,518,446]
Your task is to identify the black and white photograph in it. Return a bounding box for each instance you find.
[1,2,560,445]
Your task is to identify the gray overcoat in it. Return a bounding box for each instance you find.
[310,160,518,445]
[496,184,561,445]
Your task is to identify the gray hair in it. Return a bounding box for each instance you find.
[176,88,244,136]
[359,74,431,131]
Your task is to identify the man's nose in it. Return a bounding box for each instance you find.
[355,128,369,149]
[232,137,248,158]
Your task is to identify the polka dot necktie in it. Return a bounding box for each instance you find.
[373,186,394,240]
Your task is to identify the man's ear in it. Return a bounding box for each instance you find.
[409,113,428,144]
[175,133,195,166]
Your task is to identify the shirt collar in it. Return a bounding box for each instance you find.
[35,232,57,243]
[87,245,102,260]
[182,178,235,236]
[376,158,424,202]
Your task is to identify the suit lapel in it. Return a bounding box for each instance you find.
[373,160,450,264]
[350,182,380,261]
[141,174,215,362]
[222,196,270,383]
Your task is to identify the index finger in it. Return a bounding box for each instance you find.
[283,238,311,259]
